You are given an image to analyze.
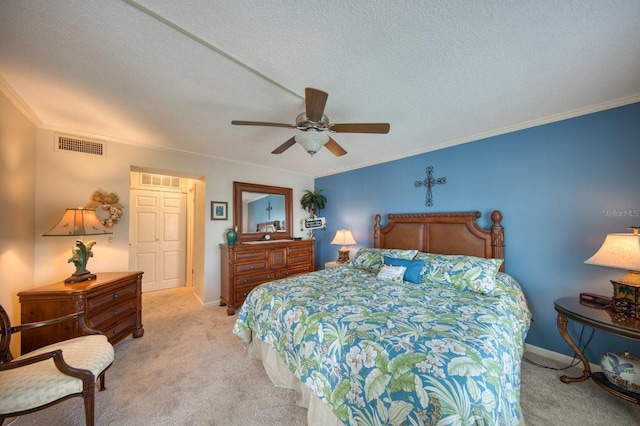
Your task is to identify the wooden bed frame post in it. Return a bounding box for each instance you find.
[490,210,505,271]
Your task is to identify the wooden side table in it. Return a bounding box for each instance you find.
[554,297,640,404]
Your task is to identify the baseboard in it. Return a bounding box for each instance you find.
[202,298,221,309]
[524,343,601,372]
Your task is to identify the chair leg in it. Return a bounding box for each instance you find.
[98,371,106,391]
[83,383,96,426]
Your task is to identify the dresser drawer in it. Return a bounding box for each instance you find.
[279,265,312,279]
[234,286,258,306]
[102,312,137,340]
[235,272,275,287]
[288,245,312,256]
[288,255,312,266]
[86,297,137,330]
[236,260,268,274]
[235,249,268,262]
[87,283,136,313]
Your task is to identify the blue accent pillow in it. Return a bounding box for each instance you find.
[383,256,425,284]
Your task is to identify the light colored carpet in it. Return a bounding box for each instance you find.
[9,287,640,425]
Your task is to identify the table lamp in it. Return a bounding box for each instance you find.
[43,208,112,283]
[331,228,357,263]
[585,227,640,317]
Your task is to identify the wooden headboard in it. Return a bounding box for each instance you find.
[374,210,505,271]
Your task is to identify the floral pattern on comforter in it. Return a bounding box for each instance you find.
[234,265,531,426]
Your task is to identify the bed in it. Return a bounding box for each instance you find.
[234,210,531,425]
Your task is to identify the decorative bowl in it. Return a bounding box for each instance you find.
[600,351,640,393]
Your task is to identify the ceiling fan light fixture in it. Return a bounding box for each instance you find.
[295,132,329,156]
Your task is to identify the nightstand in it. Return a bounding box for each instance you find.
[554,297,640,404]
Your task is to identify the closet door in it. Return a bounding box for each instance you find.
[130,189,186,292]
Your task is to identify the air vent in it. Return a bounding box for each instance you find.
[55,134,106,157]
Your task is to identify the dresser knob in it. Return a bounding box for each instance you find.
[112,329,117,335]
[243,279,248,283]
[112,293,118,299]
[112,310,118,316]
[250,265,254,269]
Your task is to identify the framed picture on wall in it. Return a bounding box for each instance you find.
[211,201,228,220]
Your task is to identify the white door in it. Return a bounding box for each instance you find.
[130,189,187,292]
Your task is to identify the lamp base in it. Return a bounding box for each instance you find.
[337,250,350,263]
[64,272,96,284]
[617,271,640,287]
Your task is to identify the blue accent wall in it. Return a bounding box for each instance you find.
[316,102,640,362]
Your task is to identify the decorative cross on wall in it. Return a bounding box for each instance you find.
[266,201,272,219]
[414,166,446,207]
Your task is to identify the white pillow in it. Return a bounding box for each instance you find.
[376,265,406,282]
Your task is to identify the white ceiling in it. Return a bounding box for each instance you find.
[1,1,639,177]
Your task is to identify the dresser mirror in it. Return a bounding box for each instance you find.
[233,181,293,242]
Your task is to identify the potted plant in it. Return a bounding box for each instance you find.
[300,189,327,238]
[300,189,327,217]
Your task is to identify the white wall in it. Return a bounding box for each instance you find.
[0,90,36,355]
[33,129,314,304]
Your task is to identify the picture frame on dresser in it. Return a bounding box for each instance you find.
[211,201,228,220]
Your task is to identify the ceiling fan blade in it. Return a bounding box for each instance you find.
[330,123,390,134]
[271,137,297,154]
[232,120,296,129]
[305,88,328,122]
[324,137,347,157]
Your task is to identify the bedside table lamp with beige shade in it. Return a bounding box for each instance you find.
[43,207,112,283]
[585,226,640,317]
[331,228,357,263]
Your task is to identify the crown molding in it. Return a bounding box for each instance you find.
[0,75,42,126]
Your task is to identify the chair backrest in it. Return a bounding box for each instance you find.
[0,305,13,362]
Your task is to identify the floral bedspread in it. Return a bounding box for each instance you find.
[234,265,531,426]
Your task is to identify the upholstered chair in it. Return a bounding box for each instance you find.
[0,305,114,426]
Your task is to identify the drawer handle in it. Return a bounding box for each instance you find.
[112,329,118,335]
[112,293,118,299]
[243,293,248,296]
[267,275,271,279]
[250,253,255,257]
[112,310,118,316]
[250,265,254,269]
[243,279,248,284]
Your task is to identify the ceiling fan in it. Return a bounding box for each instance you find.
[231,88,390,157]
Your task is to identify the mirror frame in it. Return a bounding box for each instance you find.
[233,181,293,242]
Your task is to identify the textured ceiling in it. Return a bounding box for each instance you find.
[1,0,639,177]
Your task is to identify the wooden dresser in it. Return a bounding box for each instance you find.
[220,240,315,315]
[18,271,144,354]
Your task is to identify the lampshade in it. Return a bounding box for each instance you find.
[295,132,329,156]
[585,231,640,285]
[331,229,357,247]
[43,208,112,236]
